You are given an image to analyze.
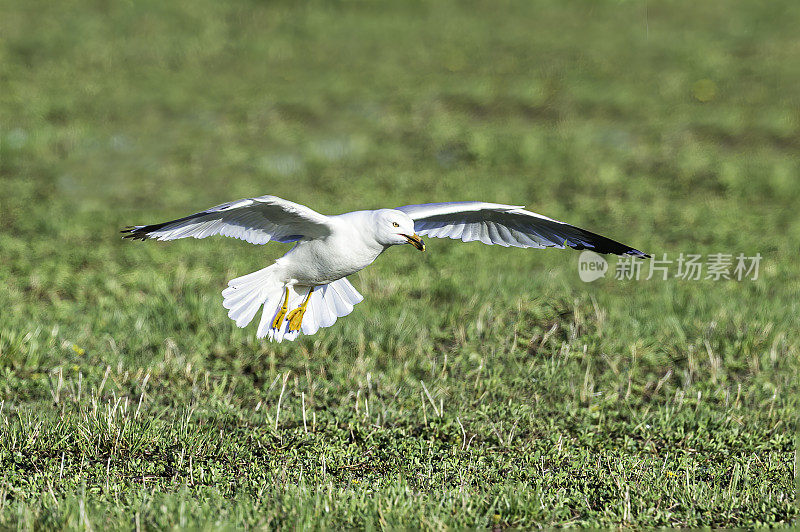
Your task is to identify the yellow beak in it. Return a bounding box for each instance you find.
[402,233,426,251]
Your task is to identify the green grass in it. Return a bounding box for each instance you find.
[1,0,798,528]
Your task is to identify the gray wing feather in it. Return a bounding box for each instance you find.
[122,195,333,245]
[396,201,648,257]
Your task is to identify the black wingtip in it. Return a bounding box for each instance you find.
[121,219,174,241]
[120,226,151,241]
[567,227,650,259]
[623,248,650,259]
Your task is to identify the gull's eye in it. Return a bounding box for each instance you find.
[392,222,399,227]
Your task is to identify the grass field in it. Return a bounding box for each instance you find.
[2,0,799,528]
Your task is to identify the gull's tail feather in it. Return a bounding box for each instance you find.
[222,267,363,342]
[222,265,280,329]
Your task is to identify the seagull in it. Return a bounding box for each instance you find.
[122,196,648,342]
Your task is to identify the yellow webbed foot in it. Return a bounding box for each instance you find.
[271,287,290,329]
[285,308,305,332]
[286,287,313,332]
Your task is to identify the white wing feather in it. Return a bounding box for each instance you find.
[396,201,648,257]
[122,195,332,245]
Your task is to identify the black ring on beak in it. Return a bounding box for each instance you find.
[402,234,426,251]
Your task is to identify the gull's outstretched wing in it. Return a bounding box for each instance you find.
[396,201,649,257]
[122,195,333,245]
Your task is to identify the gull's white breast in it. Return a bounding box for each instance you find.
[276,212,385,286]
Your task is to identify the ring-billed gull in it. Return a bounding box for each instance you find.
[123,196,648,342]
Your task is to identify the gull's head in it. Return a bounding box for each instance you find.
[371,209,425,251]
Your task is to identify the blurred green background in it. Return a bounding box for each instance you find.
[1,0,798,528]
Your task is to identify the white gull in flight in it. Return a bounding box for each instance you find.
[123,196,648,342]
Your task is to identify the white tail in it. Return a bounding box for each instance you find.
[222,266,363,342]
